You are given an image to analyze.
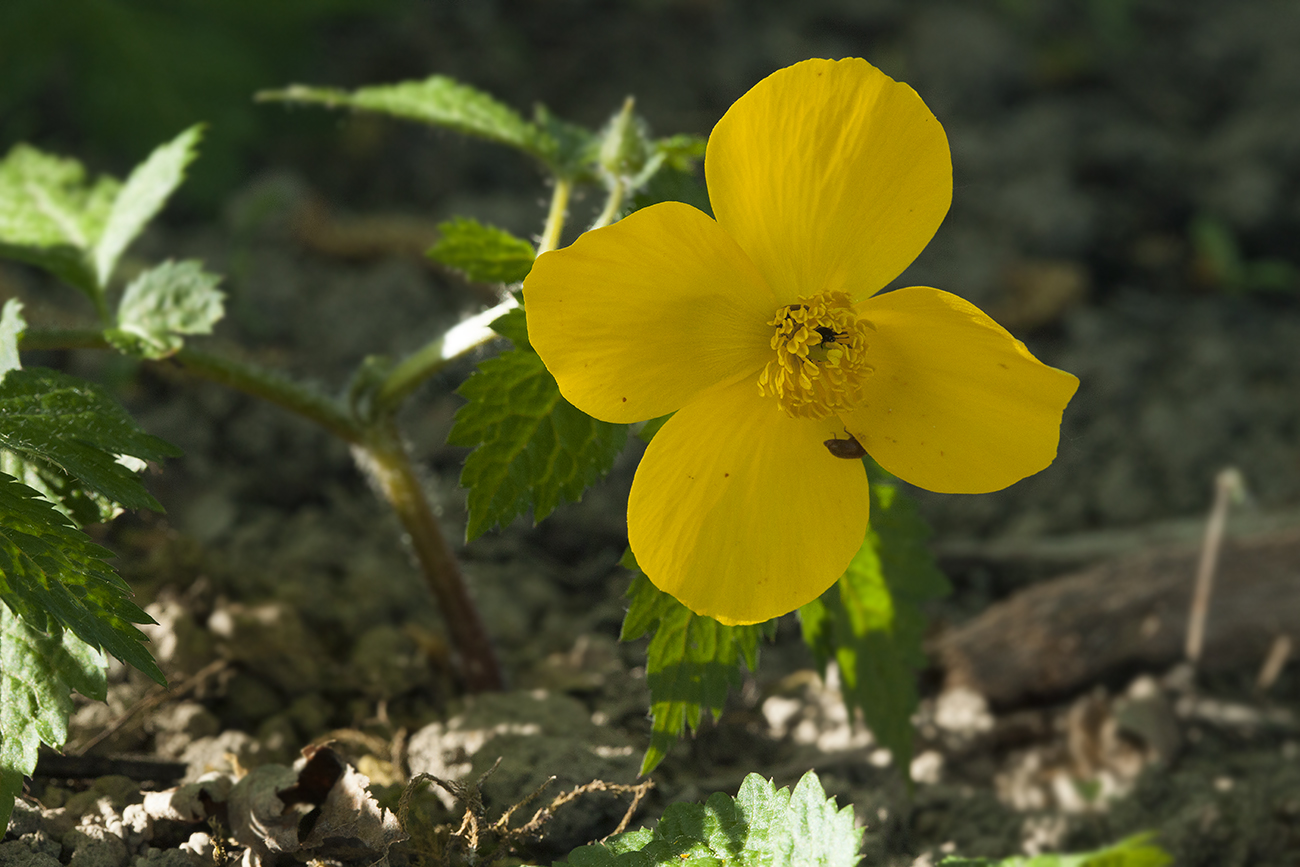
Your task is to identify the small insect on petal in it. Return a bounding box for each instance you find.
[823,433,867,460]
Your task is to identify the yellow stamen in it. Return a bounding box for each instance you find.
[757,291,874,419]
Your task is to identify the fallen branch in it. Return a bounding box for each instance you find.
[935,528,1300,707]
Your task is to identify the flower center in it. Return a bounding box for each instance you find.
[757,291,874,419]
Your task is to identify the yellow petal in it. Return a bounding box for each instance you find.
[841,286,1079,493]
[523,201,778,423]
[627,377,870,625]
[706,57,951,302]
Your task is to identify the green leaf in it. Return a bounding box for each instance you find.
[0,450,121,527]
[448,306,625,539]
[0,128,200,304]
[0,298,25,377]
[633,166,711,217]
[0,604,109,830]
[0,144,119,297]
[427,218,535,285]
[558,771,860,867]
[0,367,181,512]
[938,832,1172,867]
[636,413,672,445]
[93,125,203,290]
[487,303,530,348]
[260,76,549,163]
[532,104,601,181]
[597,98,655,184]
[656,133,707,171]
[260,78,606,180]
[620,550,774,775]
[0,305,112,525]
[798,481,950,774]
[107,258,225,359]
[0,471,162,683]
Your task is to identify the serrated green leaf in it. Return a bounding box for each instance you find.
[448,310,626,539]
[633,166,711,217]
[0,298,25,377]
[0,129,198,305]
[0,450,120,527]
[0,367,181,512]
[488,304,530,349]
[636,413,673,445]
[107,258,225,359]
[532,104,602,181]
[597,99,658,187]
[427,218,535,285]
[93,125,202,290]
[798,481,950,774]
[938,832,1171,867]
[656,134,707,170]
[559,771,860,867]
[261,77,549,162]
[0,472,162,684]
[784,772,862,867]
[0,604,109,830]
[0,144,119,297]
[620,551,774,775]
[260,77,607,180]
[0,306,111,524]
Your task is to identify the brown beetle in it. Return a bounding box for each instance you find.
[823,433,867,460]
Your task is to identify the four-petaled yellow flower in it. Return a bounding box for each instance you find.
[523,57,1079,625]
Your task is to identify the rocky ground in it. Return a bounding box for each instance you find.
[4,0,1300,865]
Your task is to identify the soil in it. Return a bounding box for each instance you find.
[4,1,1300,865]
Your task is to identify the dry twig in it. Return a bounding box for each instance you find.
[69,658,229,756]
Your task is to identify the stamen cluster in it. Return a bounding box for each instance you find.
[757,291,874,419]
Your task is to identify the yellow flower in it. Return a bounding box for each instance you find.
[522,57,1078,625]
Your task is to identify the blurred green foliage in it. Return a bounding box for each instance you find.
[1189,213,1298,294]
[0,0,410,207]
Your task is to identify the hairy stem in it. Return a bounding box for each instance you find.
[372,295,519,415]
[20,329,505,691]
[590,176,627,231]
[174,347,365,444]
[20,330,363,443]
[358,421,504,691]
[19,328,112,352]
[371,171,572,412]
[92,293,112,330]
[536,177,573,255]
[372,172,573,411]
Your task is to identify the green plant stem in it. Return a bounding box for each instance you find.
[371,173,573,412]
[373,341,450,416]
[92,294,111,330]
[22,331,366,445]
[18,328,113,352]
[19,328,505,692]
[359,421,504,692]
[537,176,573,255]
[372,297,519,414]
[174,347,365,444]
[590,177,627,231]
[17,331,354,444]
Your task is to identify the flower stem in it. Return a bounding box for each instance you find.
[19,330,363,443]
[96,300,111,330]
[358,421,504,692]
[371,170,573,412]
[372,295,519,415]
[537,177,573,255]
[19,328,505,691]
[174,346,365,444]
[18,328,109,352]
[590,176,627,231]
